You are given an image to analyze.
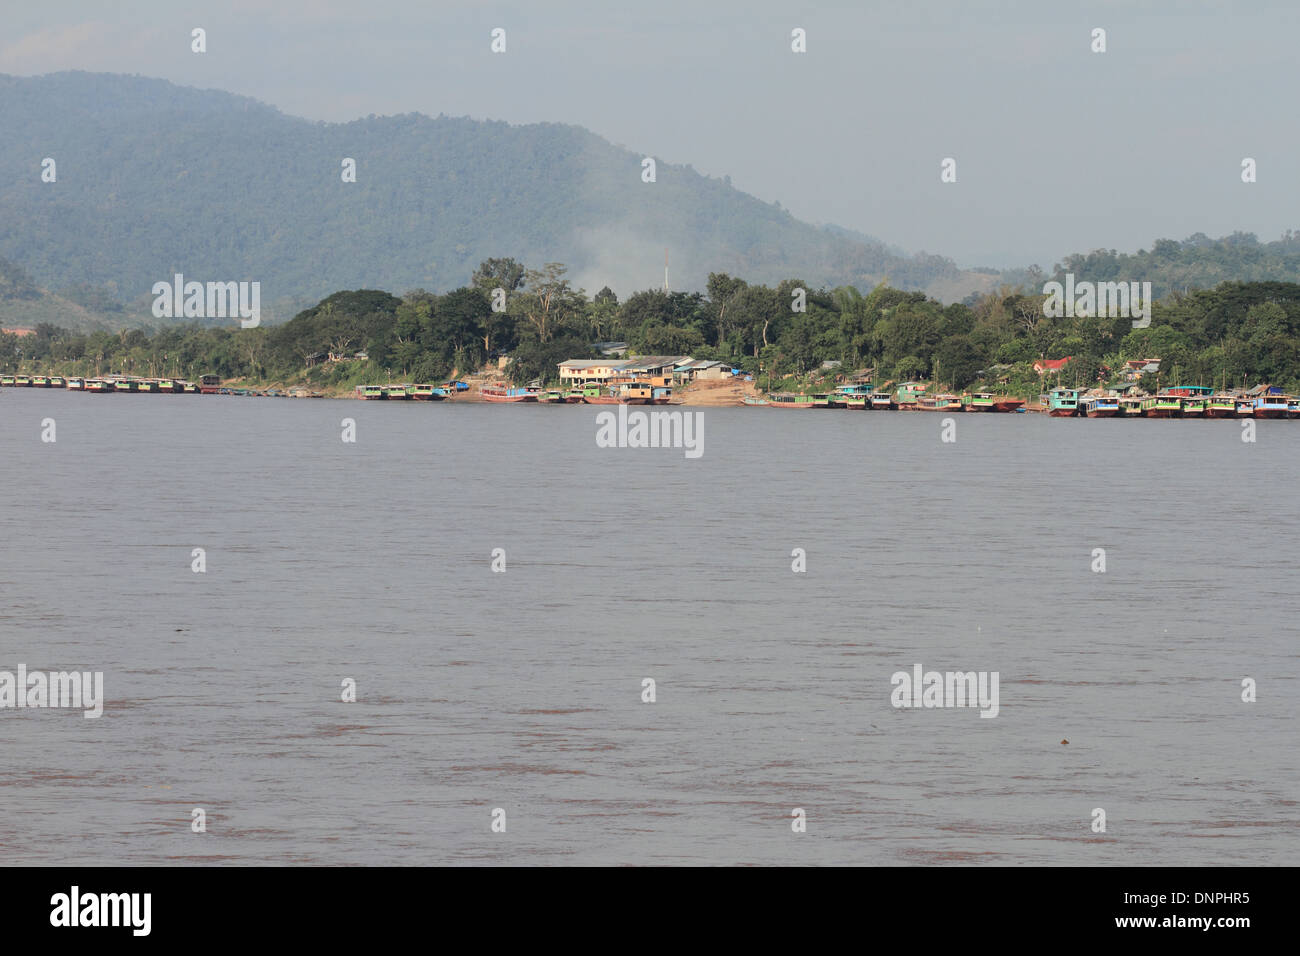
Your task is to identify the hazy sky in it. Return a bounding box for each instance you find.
[3,0,1297,267]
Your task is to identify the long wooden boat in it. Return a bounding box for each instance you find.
[1180,396,1207,418]
[180,380,200,393]
[574,383,617,404]
[742,396,770,406]
[1079,393,1120,417]
[66,377,85,391]
[810,393,841,409]
[156,379,177,393]
[199,374,222,394]
[32,375,49,387]
[1120,396,1145,417]
[1253,394,1290,419]
[1142,394,1182,418]
[615,382,655,405]
[384,384,411,400]
[49,375,65,388]
[355,384,386,400]
[409,384,445,401]
[536,388,565,403]
[894,382,927,409]
[137,379,160,393]
[0,375,13,387]
[14,375,31,386]
[962,392,996,412]
[992,396,1026,412]
[769,393,815,408]
[652,386,673,405]
[84,378,114,392]
[113,378,137,392]
[1206,394,1237,418]
[480,383,540,402]
[916,393,962,412]
[869,391,894,410]
[1045,388,1081,417]
[835,384,872,409]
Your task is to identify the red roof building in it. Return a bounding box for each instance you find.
[1033,357,1072,374]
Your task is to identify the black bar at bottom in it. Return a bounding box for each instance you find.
[0,866,1281,942]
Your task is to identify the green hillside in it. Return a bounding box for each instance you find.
[0,71,976,326]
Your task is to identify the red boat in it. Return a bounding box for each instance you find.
[199,374,222,394]
[993,397,1026,412]
[480,384,539,402]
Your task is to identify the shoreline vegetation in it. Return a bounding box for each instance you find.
[6,260,1300,405]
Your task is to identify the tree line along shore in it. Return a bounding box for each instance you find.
[4,259,1300,402]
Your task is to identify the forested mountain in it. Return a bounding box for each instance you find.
[1042,232,1300,297]
[0,71,979,328]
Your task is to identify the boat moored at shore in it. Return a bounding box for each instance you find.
[1141,394,1181,418]
[1253,393,1290,418]
[480,383,541,402]
[769,393,815,408]
[1207,394,1237,418]
[1080,393,1121,417]
[1045,388,1081,417]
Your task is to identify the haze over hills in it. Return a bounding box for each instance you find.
[0,71,986,330]
[4,72,1300,334]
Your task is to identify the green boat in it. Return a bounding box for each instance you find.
[1207,394,1236,418]
[355,384,386,400]
[14,375,31,386]
[1,375,14,386]
[157,378,176,392]
[769,393,815,408]
[113,379,137,392]
[49,376,65,388]
[834,384,872,408]
[1141,394,1182,418]
[567,383,605,403]
[894,382,928,407]
[962,392,996,411]
[409,384,445,401]
[384,384,411,400]
[1045,388,1080,416]
[32,375,49,387]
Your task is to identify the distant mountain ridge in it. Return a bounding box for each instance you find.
[0,71,987,328]
[6,72,1300,334]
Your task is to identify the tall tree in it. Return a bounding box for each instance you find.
[472,257,526,295]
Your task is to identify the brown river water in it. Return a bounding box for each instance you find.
[1,389,1296,864]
